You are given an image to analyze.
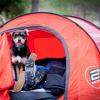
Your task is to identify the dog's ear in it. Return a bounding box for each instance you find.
[24,29,29,36]
[10,32,15,36]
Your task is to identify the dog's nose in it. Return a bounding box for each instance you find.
[18,39,21,42]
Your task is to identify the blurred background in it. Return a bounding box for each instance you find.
[0,0,100,27]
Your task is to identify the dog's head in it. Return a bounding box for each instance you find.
[12,30,28,48]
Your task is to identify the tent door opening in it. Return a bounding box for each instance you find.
[4,26,69,100]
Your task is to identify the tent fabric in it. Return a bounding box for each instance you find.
[0,13,100,100]
[0,90,10,100]
[0,33,14,100]
[23,28,65,59]
[67,16,100,51]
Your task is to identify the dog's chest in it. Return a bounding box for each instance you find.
[12,45,29,57]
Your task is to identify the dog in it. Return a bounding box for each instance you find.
[11,29,30,81]
[11,29,31,92]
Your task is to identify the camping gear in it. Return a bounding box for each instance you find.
[0,12,100,100]
[44,60,65,96]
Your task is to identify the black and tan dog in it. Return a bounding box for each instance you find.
[11,29,30,92]
[11,29,30,66]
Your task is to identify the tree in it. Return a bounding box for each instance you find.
[0,15,6,26]
[0,0,30,19]
[32,0,39,12]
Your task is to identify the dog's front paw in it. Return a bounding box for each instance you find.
[12,56,18,64]
[17,56,22,63]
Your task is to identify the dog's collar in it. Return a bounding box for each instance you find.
[17,45,25,49]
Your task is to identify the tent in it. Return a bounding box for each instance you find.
[67,16,100,51]
[0,12,100,100]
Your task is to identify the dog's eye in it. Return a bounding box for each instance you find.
[13,34,18,38]
[21,34,26,38]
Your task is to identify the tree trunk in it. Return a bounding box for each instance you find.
[97,10,100,27]
[0,15,6,26]
[31,0,39,12]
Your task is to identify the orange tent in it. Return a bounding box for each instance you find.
[67,16,100,51]
[0,13,100,100]
[0,33,14,100]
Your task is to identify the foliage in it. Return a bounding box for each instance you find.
[0,0,100,20]
[0,0,31,19]
[40,0,100,13]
